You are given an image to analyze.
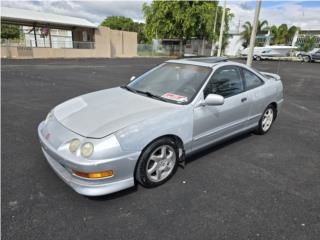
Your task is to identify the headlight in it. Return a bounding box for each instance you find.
[69,139,80,153]
[81,142,94,158]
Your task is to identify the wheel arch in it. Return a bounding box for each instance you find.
[269,102,278,119]
[134,134,185,175]
[141,134,185,157]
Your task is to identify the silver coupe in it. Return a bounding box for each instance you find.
[38,57,283,196]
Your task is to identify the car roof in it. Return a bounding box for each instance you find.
[166,57,233,68]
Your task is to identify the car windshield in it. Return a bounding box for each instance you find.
[126,63,211,104]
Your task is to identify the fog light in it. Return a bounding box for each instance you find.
[73,170,113,179]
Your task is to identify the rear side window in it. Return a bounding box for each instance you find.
[204,66,244,98]
[243,69,264,90]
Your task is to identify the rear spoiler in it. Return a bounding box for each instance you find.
[260,71,281,81]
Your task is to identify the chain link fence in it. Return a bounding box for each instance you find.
[138,40,214,57]
[138,43,182,57]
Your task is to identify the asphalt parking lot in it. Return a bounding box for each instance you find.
[2,58,320,240]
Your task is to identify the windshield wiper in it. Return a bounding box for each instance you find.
[120,85,136,93]
[135,89,168,102]
[121,85,168,102]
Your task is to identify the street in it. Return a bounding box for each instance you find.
[2,58,320,240]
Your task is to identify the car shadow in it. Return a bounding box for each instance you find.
[86,185,139,201]
[87,131,254,201]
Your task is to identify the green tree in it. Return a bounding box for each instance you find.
[100,16,134,31]
[269,24,298,45]
[240,20,268,47]
[298,35,317,52]
[142,1,233,54]
[287,25,299,43]
[100,16,147,43]
[1,24,20,39]
[132,22,148,44]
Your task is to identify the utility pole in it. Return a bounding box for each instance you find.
[210,2,219,56]
[246,0,262,66]
[217,0,226,57]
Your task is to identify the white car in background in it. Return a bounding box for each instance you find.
[242,46,297,60]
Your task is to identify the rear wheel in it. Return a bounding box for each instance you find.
[255,105,276,135]
[135,138,178,188]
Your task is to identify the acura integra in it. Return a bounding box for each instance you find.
[38,57,283,196]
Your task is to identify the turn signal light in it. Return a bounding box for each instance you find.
[73,170,113,179]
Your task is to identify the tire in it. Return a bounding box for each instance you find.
[255,55,262,61]
[303,56,311,62]
[255,105,276,135]
[135,137,179,188]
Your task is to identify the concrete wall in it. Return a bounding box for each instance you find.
[94,27,111,58]
[1,26,137,59]
[109,30,137,57]
[122,31,137,57]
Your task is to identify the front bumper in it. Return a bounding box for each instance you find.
[38,121,140,196]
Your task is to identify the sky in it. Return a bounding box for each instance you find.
[2,0,320,31]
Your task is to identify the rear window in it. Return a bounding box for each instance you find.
[243,69,264,90]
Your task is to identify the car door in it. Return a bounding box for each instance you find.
[240,68,266,128]
[313,50,320,60]
[192,66,251,151]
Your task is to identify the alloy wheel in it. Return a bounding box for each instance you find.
[262,108,274,132]
[146,145,176,182]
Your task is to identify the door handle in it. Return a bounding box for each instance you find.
[241,97,247,102]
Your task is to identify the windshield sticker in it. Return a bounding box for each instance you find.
[162,93,188,102]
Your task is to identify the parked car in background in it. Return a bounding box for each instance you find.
[38,57,284,196]
[241,46,296,60]
[300,48,320,62]
[294,50,307,58]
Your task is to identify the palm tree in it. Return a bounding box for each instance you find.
[270,24,298,45]
[257,20,269,34]
[240,20,269,47]
[298,35,317,52]
[240,21,252,48]
[287,25,299,43]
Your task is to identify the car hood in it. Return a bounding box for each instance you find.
[53,87,179,138]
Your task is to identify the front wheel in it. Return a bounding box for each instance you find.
[255,105,276,135]
[135,138,178,188]
[303,56,311,62]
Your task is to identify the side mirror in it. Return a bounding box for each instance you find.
[130,76,136,82]
[204,94,224,106]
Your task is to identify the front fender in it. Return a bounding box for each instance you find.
[115,106,193,152]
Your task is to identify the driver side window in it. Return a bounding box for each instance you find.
[204,66,244,98]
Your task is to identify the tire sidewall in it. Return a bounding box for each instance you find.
[135,138,179,188]
[257,105,276,135]
[303,56,311,62]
